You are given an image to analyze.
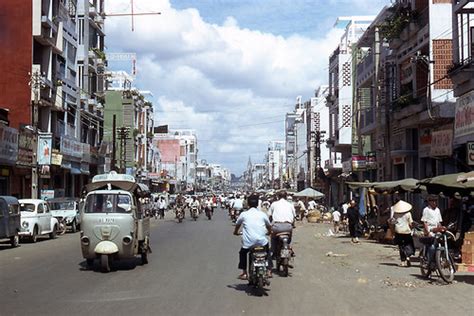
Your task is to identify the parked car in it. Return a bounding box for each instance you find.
[19,199,59,242]
[48,197,81,233]
[0,196,21,247]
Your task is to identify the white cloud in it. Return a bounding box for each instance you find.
[104,0,347,173]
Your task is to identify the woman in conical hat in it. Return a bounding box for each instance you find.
[391,200,415,267]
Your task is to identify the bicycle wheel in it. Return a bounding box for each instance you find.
[436,248,455,283]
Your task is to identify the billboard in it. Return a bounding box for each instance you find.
[37,133,52,165]
[155,139,180,163]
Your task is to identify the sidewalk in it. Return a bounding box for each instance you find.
[290,221,474,315]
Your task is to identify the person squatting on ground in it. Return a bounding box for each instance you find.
[390,200,415,267]
[233,194,273,280]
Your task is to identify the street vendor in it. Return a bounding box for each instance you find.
[391,200,415,267]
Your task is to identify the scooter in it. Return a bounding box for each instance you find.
[176,207,184,223]
[248,246,271,289]
[205,206,213,220]
[191,207,199,221]
[275,232,292,277]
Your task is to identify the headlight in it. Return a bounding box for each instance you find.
[81,236,90,246]
[22,221,29,228]
[65,217,74,223]
[122,236,133,245]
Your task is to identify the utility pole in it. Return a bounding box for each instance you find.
[116,126,130,173]
[29,71,44,199]
[111,115,117,171]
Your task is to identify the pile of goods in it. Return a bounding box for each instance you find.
[461,232,474,265]
[306,210,321,223]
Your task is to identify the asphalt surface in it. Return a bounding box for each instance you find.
[1,207,473,316]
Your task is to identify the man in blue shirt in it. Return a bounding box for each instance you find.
[233,194,273,280]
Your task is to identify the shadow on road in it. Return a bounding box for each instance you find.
[227,283,270,297]
[78,257,143,273]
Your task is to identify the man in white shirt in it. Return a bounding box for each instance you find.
[234,194,272,280]
[421,195,443,236]
[269,190,296,260]
[332,209,341,234]
[308,199,317,211]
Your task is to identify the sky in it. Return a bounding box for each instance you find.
[104,0,390,175]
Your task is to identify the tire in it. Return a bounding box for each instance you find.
[86,258,94,268]
[31,226,38,243]
[178,217,183,223]
[71,220,77,233]
[257,276,264,289]
[49,225,57,239]
[10,235,19,248]
[100,254,110,273]
[141,252,148,265]
[419,247,431,279]
[436,248,455,283]
[282,265,289,277]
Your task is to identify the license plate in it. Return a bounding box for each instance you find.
[253,262,267,267]
[281,249,291,258]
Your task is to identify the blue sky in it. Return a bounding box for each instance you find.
[106,0,390,174]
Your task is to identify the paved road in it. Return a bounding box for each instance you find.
[1,208,473,316]
[0,208,308,316]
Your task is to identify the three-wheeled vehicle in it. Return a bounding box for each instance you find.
[0,196,21,247]
[80,172,151,272]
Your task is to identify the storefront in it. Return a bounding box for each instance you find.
[0,124,19,195]
[13,127,34,198]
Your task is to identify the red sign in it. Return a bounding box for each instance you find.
[155,139,180,163]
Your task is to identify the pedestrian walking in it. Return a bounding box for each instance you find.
[347,200,361,243]
[332,208,341,234]
[391,200,415,267]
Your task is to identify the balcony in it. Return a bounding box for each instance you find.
[356,51,374,86]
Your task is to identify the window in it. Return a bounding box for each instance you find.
[37,204,44,214]
[84,194,133,213]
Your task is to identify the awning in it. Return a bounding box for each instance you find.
[420,172,474,196]
[346,178,422,192]
[71,167,81,175]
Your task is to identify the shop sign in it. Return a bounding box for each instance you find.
[342,160,352,173]
[393,156,405,165]
[39,165,50,178]
[454,90,474,140]
[37,133,52,165]
[418,128,432,158]
[17,128,34,167]
[51,152,63,166]
[40,189,54,201]
[0,124,18,165]
[80,162,90,175]
[366,152,377,169]
[430,129,453,157]
[468,142,474,166]
[60,136,82,159]
[351,155,367,171]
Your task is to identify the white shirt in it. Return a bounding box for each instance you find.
[308,200,317,210]
[332,210,341,222]
[394,212,413,234]
[232,198,244,210]
[236,207,270,249]
[421,206,442,234]
[269,198,296,223]
[342,203,349,215]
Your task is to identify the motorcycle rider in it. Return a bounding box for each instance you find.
[158,196,167,219]
[233,193,273,280]
[176,194,186,218]
[232,195,244,218]
[190,196,200,217]
[268,190,296,261]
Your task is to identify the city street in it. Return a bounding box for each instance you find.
[1,207,473,316]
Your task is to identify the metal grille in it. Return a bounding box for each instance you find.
[341,105,351,128]
[342,62,351,86]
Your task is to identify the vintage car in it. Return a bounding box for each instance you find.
[49,197,81,233]
[0,196,21,247]
[80,172,151,272]
[19,199,60,242]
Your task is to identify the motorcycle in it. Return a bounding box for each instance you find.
[176,207,185,223]
[416,223,456,283]
[191,207,199,221]
[231,208,240,223]
[248,246,271,289]
[54,216,68,235]
[273,223,293,277]
[205,206,213,220]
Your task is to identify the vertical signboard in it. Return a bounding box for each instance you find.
[468,142,474,166]
[37,133,52,165]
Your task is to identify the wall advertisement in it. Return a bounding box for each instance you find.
[37,133,52,165]
[454,90,474,141]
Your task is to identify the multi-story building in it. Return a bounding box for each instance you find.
[309,86,330,189]
[152,130,198,192]
[326,16,374,205]
[268,140,285,189]
[383,0,456,181]
[450,0,474,169]
[104,87,154,178]
[0,0,107,198]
